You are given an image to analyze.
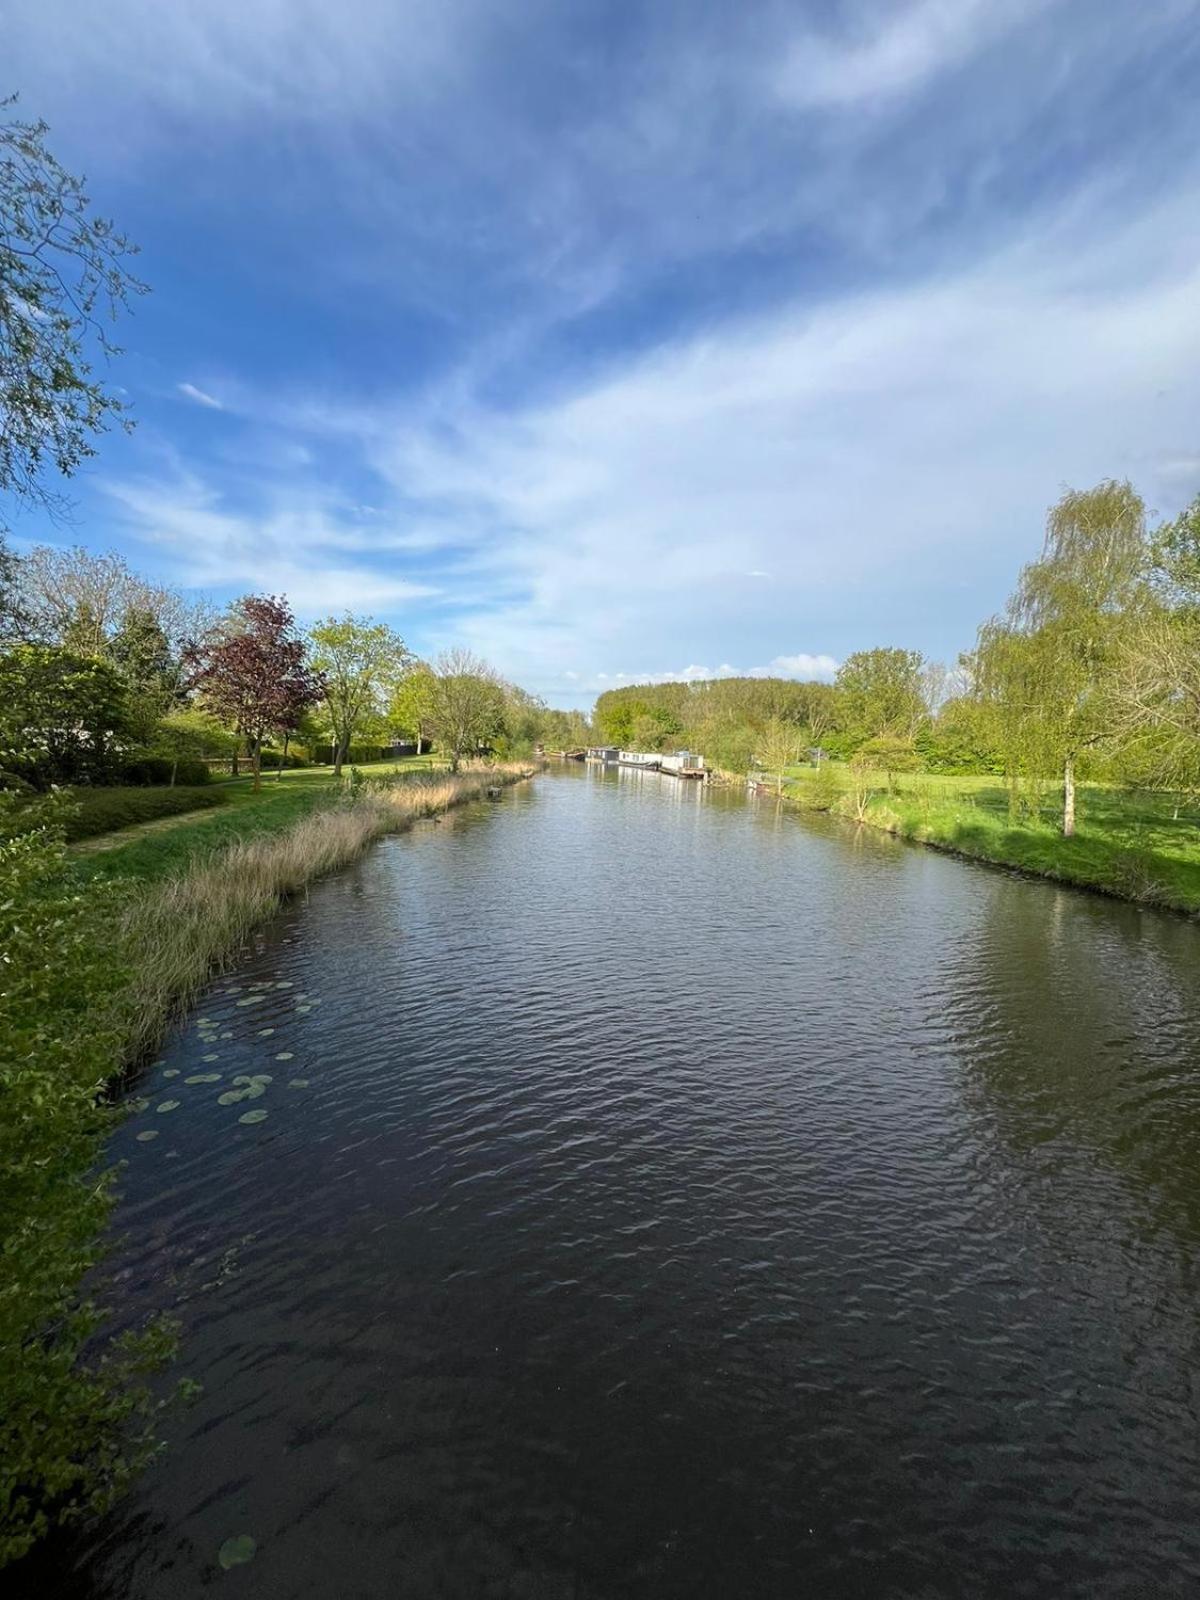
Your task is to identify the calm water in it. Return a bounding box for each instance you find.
[27,767,1200,1597]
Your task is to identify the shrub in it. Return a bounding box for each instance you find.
[60,787,227,843]
[118,756,174,786]
[0,795,182,1565]
[803,765,844,812]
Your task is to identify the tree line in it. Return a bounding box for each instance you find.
[595,480,1200,837]
[0,546,588,790]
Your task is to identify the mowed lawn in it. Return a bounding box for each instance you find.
[781,766,1200,914]
[71,756,448,885]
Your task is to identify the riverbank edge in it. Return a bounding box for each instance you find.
[112,764,535,1065]
[1,764,533,1569]
[722,769,1200,918]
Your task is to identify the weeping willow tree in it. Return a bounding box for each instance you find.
[975,481,1150,837]
[1109,493,1200,813]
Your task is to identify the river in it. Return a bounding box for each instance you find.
[29,765,1200,1597]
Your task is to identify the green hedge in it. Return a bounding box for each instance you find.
[311,743,390,766]
[120,756,212,786]
[61,786,227,843]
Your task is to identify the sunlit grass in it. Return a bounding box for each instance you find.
[780,765,1200,913]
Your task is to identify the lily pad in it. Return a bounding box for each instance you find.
[135,1129,159,1142]
[276,981,294,989]
[185,1072,222,1084]
[162,1068,181,1078]
[275,1052,294,1062]
[218,1089,250,1106]
[288,1078,310,1088]
[238,1108,269,1126]
[295,1005,312,1015]
[128,1097,150,1113]
[236,995,266,1007]
[257,1027,275,1037]
[218,1534,257,1569]
[156,1100,181,1113]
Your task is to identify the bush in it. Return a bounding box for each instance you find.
[60,787,227,843]
[0,794,181,1565]
[120,755,214,787]
[803,765,844,811]
[260,749,311,770]
[312,744,388,766]
[118,756,174,786]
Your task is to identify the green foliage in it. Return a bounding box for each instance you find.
[0,794,178,1565]
[853,733,922,786]
[427,650,507,771]
[58,785,224,842]
[835,647,926,742]
[976,480,1151,834]
[0,644,130,788]
[309,614,410,774]
[0,103,145,524]
[1152,492,1200,605]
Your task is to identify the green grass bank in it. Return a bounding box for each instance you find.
[1,759,532,1567]
[775,766,1200,915]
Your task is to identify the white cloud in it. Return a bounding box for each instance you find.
[177,382,224,410]
[101,471,438,614]
[774,0,1043,110]
[342,186,1200,696]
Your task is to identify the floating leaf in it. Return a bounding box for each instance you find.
[202,1053,220,1062]
[288,1078,310,1088]
[135,1129,159,1142]
[276,981,294,989]
[218,1089,250,1106]
[162,1068,181,1078]
[220,1031,233,1039]
[218,1534,257,1569]
[185,1073,221,1084]
[156,1100,181,1113]
[257,1028,275,1037]
[238,1109,269,1126]
[127,1097,150,1113]
[236,995,266,1007]
[295,1005,312,1015]
[275,1052,294,1062]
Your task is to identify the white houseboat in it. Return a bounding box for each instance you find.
[617,750,662,770]
[659,750,706,779]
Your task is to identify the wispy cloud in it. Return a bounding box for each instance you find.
[774,0,1043,110]
[8,0,1200,709]
[177,382,224,410]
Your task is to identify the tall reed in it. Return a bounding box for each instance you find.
[114,764,532,1060]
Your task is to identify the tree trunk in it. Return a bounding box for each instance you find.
[252,738,262,792]
[231,749,240,777]
[170,756,178,788]
[1062,754,1076,838]
[416,732,424,756]
[333,733,348,778]
[277,731,289,781]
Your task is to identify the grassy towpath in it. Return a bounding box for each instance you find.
[71,755,447,884]
[778,766,1200,915]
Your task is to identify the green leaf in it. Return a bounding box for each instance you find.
[218,1534,257,1569]
[238,1109,268,1126]
[156,1100,180,1113]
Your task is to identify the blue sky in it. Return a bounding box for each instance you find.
[7,0,1200,707]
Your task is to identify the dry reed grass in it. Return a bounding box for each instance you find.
[114,764,532,1059]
